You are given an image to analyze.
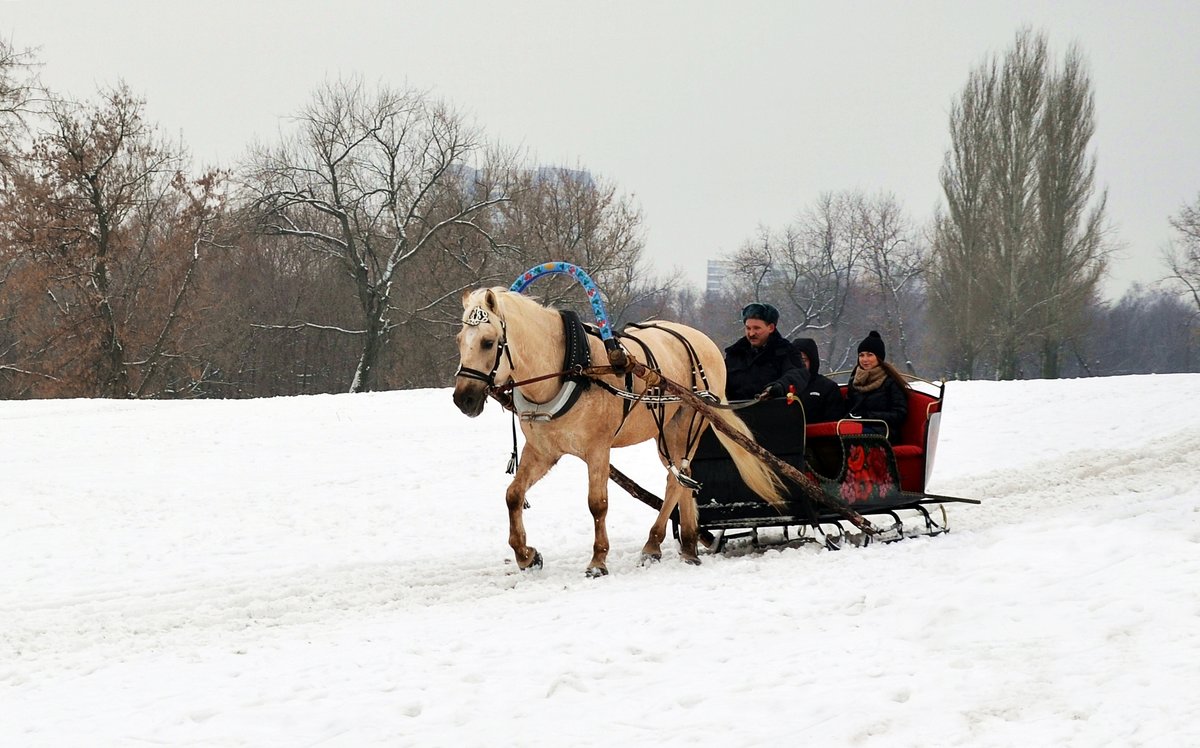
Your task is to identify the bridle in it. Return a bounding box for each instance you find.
[454,305,515,388]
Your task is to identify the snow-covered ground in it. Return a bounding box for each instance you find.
[3,374,1198,746]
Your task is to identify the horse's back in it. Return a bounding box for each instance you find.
[613,320,727,399]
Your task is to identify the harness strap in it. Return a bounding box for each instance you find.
[506,409,519,474]
[508,310,592,422]
[624,321,713,393]
[610,329,659,439]
[619,322,720,475]
[616,327,683,469]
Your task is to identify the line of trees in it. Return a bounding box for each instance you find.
[712,190,928,374]
[0,45,674,398]
[705,29,1197,381]
[700,184,1197,378]
[2,31,1197,400]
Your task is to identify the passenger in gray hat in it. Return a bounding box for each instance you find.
[723,302,809,401]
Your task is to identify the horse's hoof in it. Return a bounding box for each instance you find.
[640,552,662,566]
[585,566,609,578]
[522,550,543,571]
[681,554,702,566]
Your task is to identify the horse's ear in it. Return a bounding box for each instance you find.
[461,288,474,307]
[484,289,499,312]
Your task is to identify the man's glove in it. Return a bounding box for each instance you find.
[758,383,783,400]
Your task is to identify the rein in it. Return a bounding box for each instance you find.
[492,364,758,409]
[592,368,763,411]
[490,366,587,396]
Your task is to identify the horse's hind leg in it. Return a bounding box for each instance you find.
[641,481,701,564]
[505,445,557,570]
[644,408,703,564]
[642,490,677,562]
[673,482,702,565]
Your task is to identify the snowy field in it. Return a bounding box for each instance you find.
[3,374,1199,746]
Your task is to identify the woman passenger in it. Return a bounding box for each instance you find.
[845,330,908,440]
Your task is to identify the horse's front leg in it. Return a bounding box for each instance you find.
[584,455,612,577]
[505,445,557,571]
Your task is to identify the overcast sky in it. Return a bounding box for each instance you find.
[6,1,1199,298]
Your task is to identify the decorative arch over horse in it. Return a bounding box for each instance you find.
[452,263,786,576]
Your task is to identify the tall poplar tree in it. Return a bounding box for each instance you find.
[931,28,1109,379]
[1030,45,1108,378]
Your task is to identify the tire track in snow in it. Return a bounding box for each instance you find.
[935,425,1200,533]
[1,552,555,679]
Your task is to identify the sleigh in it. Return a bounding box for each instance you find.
[676,376,978,551]
[463,262,979,574]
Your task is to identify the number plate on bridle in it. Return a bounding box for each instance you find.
[465,306,490,326]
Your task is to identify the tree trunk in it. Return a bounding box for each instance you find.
[349,298,388,393]
[1040,338,1061,379]
[93,256,132,398]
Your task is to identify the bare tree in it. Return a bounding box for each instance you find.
[986,28,1047,379]
[0,84,204,398]
[1030,44,1109,378]
[245,77,511,392]
[727,191,861,344]
[854,192,928,373]
[129,171,233,397]
[1164,192,1200,312]
[494,166,673,326]
[932,28,1110,380]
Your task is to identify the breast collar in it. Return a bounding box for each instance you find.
[512,309,593,421]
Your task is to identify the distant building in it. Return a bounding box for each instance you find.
[706,260,735,295]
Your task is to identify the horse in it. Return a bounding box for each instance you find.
[452,287,785,576]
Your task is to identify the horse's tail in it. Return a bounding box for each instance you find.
[707,407,787,509]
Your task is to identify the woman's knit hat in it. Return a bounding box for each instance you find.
[857,330,886,361]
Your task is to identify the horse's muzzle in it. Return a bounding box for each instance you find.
[453,381,487,417]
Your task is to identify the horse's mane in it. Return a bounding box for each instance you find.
[489,288,555,330]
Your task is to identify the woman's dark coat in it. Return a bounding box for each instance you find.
[845,369,908,440]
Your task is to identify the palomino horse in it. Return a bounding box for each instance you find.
[452,287,785,576]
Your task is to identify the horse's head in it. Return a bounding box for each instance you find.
[453,287,513,417]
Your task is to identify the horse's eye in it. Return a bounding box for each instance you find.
[481,339,495,351]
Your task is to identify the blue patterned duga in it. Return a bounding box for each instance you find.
[509,262,614,342]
